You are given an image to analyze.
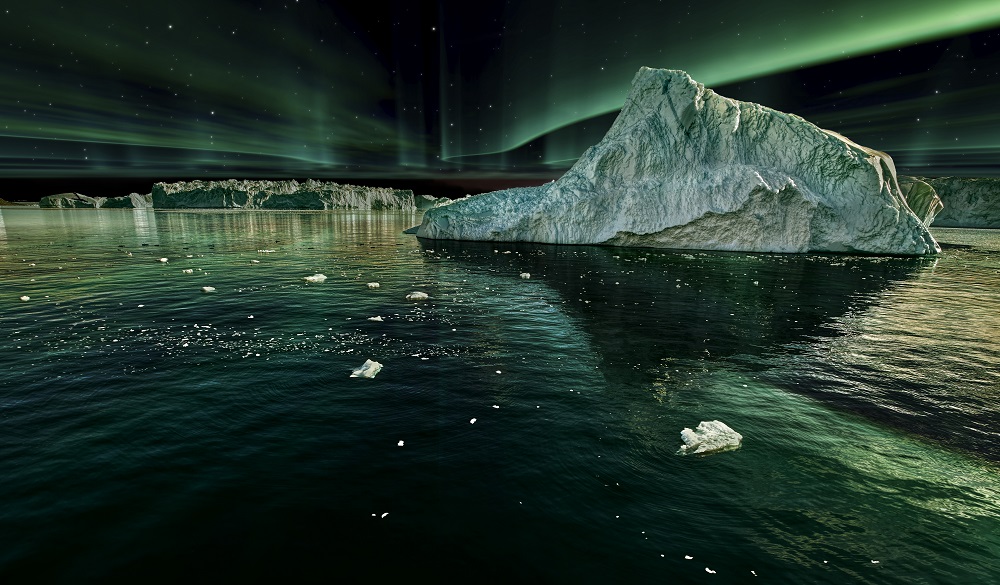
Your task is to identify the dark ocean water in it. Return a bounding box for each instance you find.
[0,208,997,584]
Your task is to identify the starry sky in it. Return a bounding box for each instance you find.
[3,0,1000,197]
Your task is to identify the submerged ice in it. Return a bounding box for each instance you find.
[416,68,939,255]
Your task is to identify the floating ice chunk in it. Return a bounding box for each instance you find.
[705,568,716,574]
[397,440,404,447]
[381,512,388,518]
[405,291,428,300]
[492,404,499,409]
[520,272,531,279]
[684,556,693,560]
[350,359,383,379]
[677,420,743,455]
[470,418,477,424]
[367,316,384,322]
[304,273,327,283]
[201,286,216,293]
[251,260,260,264]
[367,282,380,288]
[19,295,29,301]
[158,258,168,263]
[182,268,194,274]
[871,560,880,564]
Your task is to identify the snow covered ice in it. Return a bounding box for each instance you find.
[677,420,743,455]
[350,359,383,379]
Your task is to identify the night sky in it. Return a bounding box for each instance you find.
[3,0,1000,197]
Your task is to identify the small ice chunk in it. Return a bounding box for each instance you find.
[405,291,428,300]
[705,568,716,574]
[496,370,502,374]
[492,404,499,409]
[251,260,260,264]
[304,273,327,283]
[871,560,880,564]
[201,286,216,293]
[520,272,531,279]
[350,359,383,379]
[158,258,168,263]
[397,440,404,447]
[182,268,194,274]
[19,295,29,301]
[381,512,388,518]
[677,420,742,455]
[470,418,476,424]
[367,282,380,288]
[367,316,384,322]
[684,556,693,560]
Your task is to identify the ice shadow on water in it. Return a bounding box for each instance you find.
[417,237,933,389]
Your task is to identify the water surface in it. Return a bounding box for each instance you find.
[0,208,997,583]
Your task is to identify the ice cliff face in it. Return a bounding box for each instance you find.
[897,177,943,226]
[416,68,939,255]
[39,192,152,209]
[906,177,1000,228]
[151,179,415,210]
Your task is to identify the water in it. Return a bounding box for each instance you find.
[0,208,997,584]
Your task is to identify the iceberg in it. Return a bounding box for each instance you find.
[350,359,383,379]
[151,179,416,210]
[39,192,152,209]
[905,176,1000,228]
[405,291,429,300]
[415,68,939,255]
[677,420,743,455]
[303,274,327,283]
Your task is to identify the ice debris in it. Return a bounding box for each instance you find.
[158,257,168,263]
[367,282,380,288]
[201,286,216,293]
[677,420,743,455]
[520,272,531,279]
[182,268,194,274]
[350,359,383,379]
[397,440,404,447]
[303,273,327,283]
[405,291,428,300]
[19,295,29,301]
[367,316,384,322]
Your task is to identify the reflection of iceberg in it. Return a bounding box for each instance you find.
[677,420,742,455]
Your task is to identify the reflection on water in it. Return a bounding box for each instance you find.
[0,209,997,584]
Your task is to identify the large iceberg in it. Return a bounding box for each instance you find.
[905,177,1000,228]
[415,68,939,255]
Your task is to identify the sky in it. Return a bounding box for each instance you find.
[3,0,1000,196]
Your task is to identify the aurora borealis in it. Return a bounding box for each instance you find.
[3,0,1000,195]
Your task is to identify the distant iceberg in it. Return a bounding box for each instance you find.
[415,68,939,255]
[904,176,1000,228]
[677,420,743,455]
[39,192,152,209]
[152,179,416,210]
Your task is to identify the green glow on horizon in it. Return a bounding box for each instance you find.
[440,0,1000,162]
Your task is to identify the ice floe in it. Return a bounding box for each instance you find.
[677,420,743,455]
[405,291,428,300]
[304,273,327,283]
[350,359,383,378]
